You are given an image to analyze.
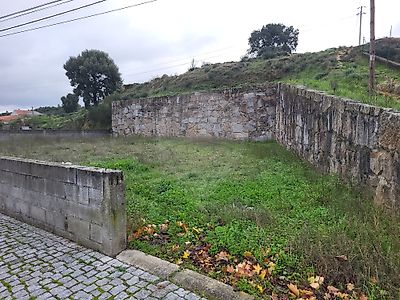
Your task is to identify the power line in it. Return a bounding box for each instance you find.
[0,0,76,24]
[0,0,108,33]
[0,0,158,38]
[0,0,66,20]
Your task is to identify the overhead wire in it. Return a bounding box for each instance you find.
[0,0,76,24]
[0,0,158,38]
[0,0,67,20]
[0,0,109,33]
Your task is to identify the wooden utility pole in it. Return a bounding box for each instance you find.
[357,6,366,45]
[369,0,376,94]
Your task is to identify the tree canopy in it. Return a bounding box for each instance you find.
[61,93,79,113]
[64,50,122,108]
[247,23,299,59]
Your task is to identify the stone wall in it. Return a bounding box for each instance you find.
[275,83,400,208]
[112,83,400,208]
[0,157,126,256]
[112,84,277,141]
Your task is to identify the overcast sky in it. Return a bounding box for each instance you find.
[0,0,399,113]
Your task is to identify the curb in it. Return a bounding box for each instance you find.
[117,250,254,300]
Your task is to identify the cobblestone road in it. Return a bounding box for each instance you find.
[0,213,206,300]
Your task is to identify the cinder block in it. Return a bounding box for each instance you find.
[68,202,103,225]
[15,201,30,217]
[88,188,103,206]
[90,222,103,243]
[76,168,104,189]
[31,206,46,224]
[30,163,77,184]
[67,216,90,238]
[44,179,66,199]
[64,184,89,204]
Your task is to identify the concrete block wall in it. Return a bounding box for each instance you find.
[0,157,126,256]
[112,85,277,141]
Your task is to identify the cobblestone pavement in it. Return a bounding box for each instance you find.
[0,213,206,300]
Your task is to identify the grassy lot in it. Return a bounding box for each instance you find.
[0,137,399,299]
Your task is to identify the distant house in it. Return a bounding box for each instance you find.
[0,109,42,124]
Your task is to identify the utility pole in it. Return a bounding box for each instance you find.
[369,0,376,95]
[390,25,392,37]
[357,6,366,45]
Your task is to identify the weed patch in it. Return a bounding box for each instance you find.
[0,137,398,299]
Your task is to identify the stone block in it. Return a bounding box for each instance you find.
[68,216,90,238]
[31,206,46,224]
[378,111,400,151]
[90,223,103,243]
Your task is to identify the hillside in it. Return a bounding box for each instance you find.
[122,38,400,111]
[9,38,399,131]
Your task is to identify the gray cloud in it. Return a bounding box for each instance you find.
[0,0,399,112]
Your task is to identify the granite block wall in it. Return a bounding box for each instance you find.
[112,85,277,141]
[276,83,400,208]
[112,83,400,208]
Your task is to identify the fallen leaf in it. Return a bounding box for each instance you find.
[259,270,267,280]
[300,289,314,297]
[309,276,324,289]
[133,228,143,239]
[176,259,183,265]
[346,283,354,291]
[337,292,349,299]
[271,293,279,300]
[253,264,262,275]
[327,286,339,294]
[235,262,253,278]
[310,282,320,289]
[288,283,300,297]
[144,225,155,235]
[159,223,168,233]
[256,284,264,293]
[182,250,190,259]
[335,255,348,262]
[171,244,180,252]
[244,251,253,258]
[359,294,368,300]
[192,227,201,234]
[215,251,230,262]
[177,221,189,233]
[267,261,276,273]
[226,265,235,273]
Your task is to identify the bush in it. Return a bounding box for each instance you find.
[86,94,119,130]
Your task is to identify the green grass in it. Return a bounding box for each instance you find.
[9,110,87,130]
[283,55,400,111]
[121,41,400,112]
[0,136,399,298]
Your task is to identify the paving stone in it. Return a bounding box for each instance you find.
[134,289,152,299]
[0,213,205,299]
[110,284,126,296]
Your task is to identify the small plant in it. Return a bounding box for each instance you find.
[330,80,338,93]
